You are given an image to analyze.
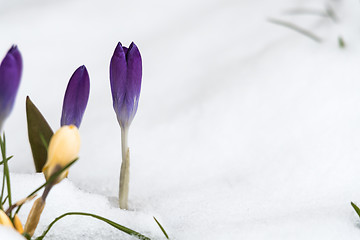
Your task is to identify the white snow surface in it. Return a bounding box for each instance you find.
[0,225,26,240]
[1,0,360,239]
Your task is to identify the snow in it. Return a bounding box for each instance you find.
[1,0,360,239]
[11,174,159,240]
[0,225,25,240]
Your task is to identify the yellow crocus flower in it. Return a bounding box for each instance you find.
[0,211,24,237]
[13,214,23,234]
[43,125,80,183]
[0,210,13,228]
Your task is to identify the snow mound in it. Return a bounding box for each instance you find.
[10,173,163,240]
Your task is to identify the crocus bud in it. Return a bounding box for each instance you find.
[110,42,142,129]
[0,210,13,228]
[42,125,80,183]
[24,197,45,237]
[13,214,23,234]
[0,45,22,131]
[60,65,90,128]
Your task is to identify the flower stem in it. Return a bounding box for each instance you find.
[24,197,45,237]
[0,134,12,214]
[0,166,5,209]
[15,158,78,215]
[119,127,129,209]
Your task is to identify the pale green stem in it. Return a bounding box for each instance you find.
[0,134,12,214]
[0,137,4,210]
[119,127,129,209]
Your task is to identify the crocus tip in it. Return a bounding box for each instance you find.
[8,45,19,54]
[128,42,140,55]
[113,43,126,58]
[76,65,87,73]
[128,42,135,51]
[79,65,88,75]
[116,42,124,50]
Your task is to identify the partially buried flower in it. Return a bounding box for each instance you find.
[0,45,22,131]
[0,210,13,228]
[60,65,90,128]
[42,125,80,183]
[110,42,142,129]
[13,214,23,234]
[0,211,23,234]
[110,42,142,209]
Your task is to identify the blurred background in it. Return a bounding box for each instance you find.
[1,0,360,238]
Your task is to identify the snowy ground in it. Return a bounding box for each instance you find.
[1,0,360,239]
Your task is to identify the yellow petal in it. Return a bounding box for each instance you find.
[13,214,23,234]
[42,125,80,183]
[0,210,14,228]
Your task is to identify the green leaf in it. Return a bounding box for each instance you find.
[351,202,360,218]
[153,217,169,239]
[2,196,8,205]
[35,212,152,240]
[26,96,53,172]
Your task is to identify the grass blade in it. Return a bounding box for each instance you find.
[35,212,152,240]
[351,202,360,218]
[0,155,13,165]
[0,133,12,215]
[153,217,169,239]
[268,18,322,43]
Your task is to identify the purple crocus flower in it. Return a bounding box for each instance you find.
[110,42,142,129]
[110,42,142,209]
[0,45,22,131]
[60,65,90,128]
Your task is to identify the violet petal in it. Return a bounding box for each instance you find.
[0,45,22,130]
[60,65,90,128]
[110,42,142,128]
